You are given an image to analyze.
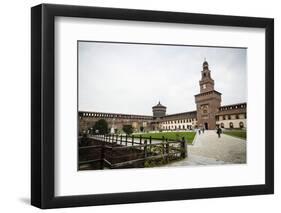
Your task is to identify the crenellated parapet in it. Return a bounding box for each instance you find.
[217,102,247,115]
[79,111,153,120]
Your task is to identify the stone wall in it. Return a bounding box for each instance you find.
[79,111,154,134]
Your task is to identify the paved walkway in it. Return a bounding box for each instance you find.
[165,130,246,167]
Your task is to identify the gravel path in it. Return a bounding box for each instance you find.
[165,130,246,167]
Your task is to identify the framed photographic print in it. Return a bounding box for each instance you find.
[31,4,274,209]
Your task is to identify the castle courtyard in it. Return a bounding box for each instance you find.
[78,44,248,169]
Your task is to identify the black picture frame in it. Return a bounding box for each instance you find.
[31,3,274,209]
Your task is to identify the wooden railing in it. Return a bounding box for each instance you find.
[78,134,188,170]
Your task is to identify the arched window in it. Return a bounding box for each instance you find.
[229,122,234,128]
[221,123,224,128]
[239,122,244,128]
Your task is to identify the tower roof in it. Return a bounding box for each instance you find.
[152,101,166,109]
[203,60,209,69]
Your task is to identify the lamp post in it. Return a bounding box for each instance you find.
[110,118,115,134]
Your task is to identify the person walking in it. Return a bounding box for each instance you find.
[217,127,222,138]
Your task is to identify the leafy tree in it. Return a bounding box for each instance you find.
[122,125,133,135]
[93,119,109,134]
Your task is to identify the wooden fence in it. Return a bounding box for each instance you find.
[79,134,188,170]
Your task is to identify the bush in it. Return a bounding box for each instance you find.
[93,119,109,134]
[122,125,133,135]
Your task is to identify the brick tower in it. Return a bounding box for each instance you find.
[195,60,221,130]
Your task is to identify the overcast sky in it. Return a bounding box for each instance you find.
[78,41,247,115]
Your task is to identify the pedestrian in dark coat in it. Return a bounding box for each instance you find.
[217,127,222,138]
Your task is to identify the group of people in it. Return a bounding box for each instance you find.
[197,126,222,138]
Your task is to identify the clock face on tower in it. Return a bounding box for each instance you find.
[200,104,209,114]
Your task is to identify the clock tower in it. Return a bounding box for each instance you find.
[195,60,221,130]
[200,61,214,93]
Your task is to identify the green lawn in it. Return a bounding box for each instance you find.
[223,130,246,139]
[133,131,196,144]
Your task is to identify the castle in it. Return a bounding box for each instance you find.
[79,60,247,134]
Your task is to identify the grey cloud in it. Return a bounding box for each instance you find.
[79,42,247,115]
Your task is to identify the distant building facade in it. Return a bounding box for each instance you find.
[159,111,197,131]
[216,103,247,129]
[79,60,247,134]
